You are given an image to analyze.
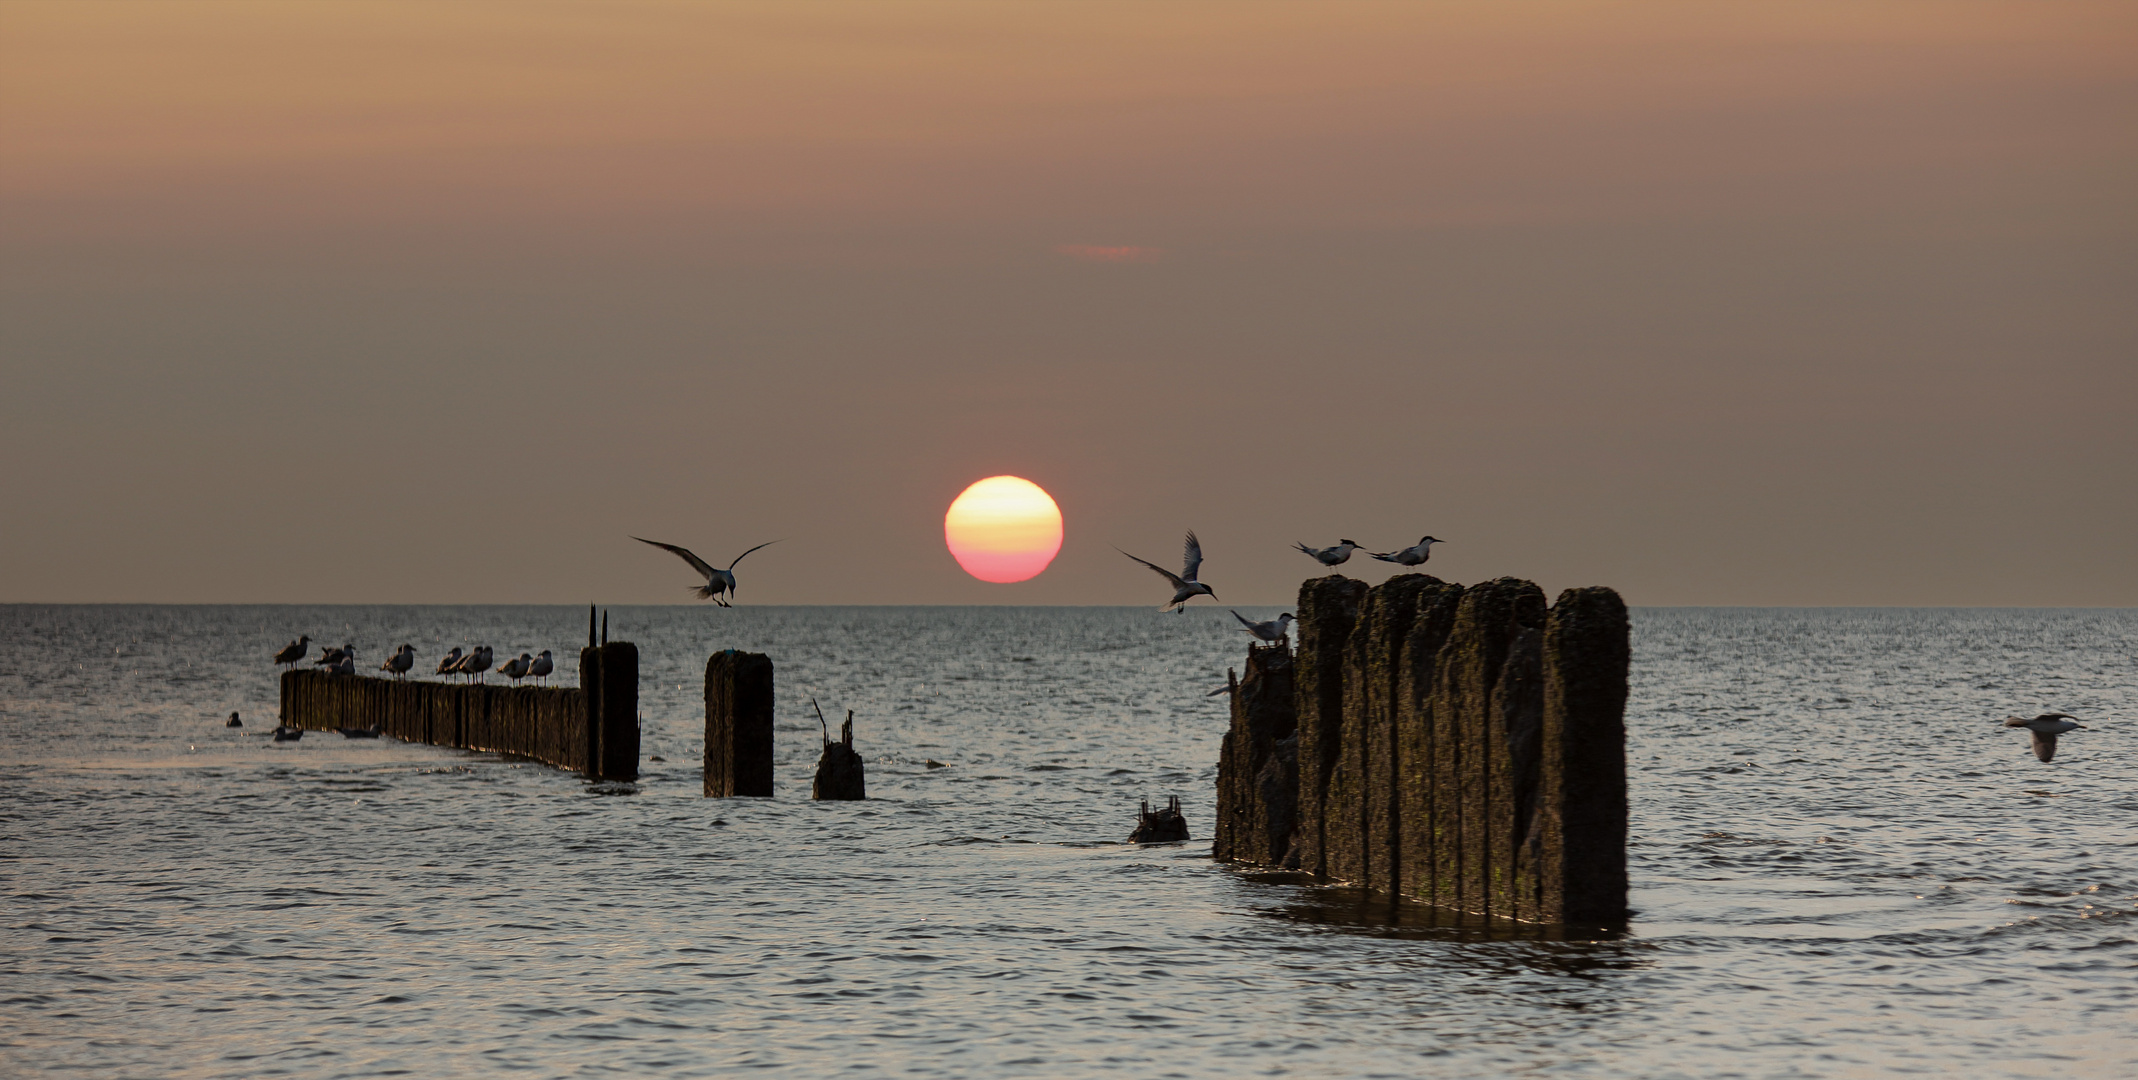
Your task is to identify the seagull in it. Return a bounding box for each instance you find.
[1371,536,1444,567]
[271,722,303,742]
[634,537,780,607]
[527,649,554,686]
[1293,540,1362,567]
[458,645,494,684]
[328,653,357,676]
[1118,531,1217,612]
[499,652,532,685]
[434,646,464,680]
[1231,610,1296,644]
[2002,713,2087,762]
[272,635,310,670]
[380,644,415,680]
[226,711,243,728]
[312,643,351,667]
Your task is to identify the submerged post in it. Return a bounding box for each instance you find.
[705,650,775,797]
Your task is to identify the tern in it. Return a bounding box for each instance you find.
[434,646,464,680]
[499,652,532,685]
[634,537,780,607]
[1118,531,1217,611]
[1231,610,1296,645]
[380,644,415,680]
[1371,536,1444,567]
[2002,713,2087,762]
[1294,540,1362,567]
[457,645,494,684]
[272,635,310,670]
[527,650,554,686]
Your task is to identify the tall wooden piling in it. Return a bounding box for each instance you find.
[1291,575,1369,878]
[1212,643,1298,866]
[704,650,775,797]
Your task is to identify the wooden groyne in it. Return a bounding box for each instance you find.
[1214,574,1629,926]
[279,642,641,780]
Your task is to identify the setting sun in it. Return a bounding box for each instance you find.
[944,476,1063,583]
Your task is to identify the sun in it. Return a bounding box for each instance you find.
[944,476,1063,583]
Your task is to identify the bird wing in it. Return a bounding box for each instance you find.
[1118,548,1188,589]
[2001,716,2033,727]
[635,537,718,579]
[1181,531,1204,582]
[726,539,781,571]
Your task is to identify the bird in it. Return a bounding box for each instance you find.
[1371,536,1444,567]
[312,643,351,667]
[1293,540,1362,567]
[1232,610,1296,645]
[499,652,532,685]
[271,722,303,742]
[328,653,357,676]
[380,644,415,680]
[226,711,243,728]
[272,635,310,670]
[2002,713,2087,762]
[633,537,780,607]
[527,649,554,686]
[337,723,383,738]
[1118,531,1217,611]
[434,646,464,680]
[457,645,494,684]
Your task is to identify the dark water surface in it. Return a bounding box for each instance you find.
[2,605,2135,1078]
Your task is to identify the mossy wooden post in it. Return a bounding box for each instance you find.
[1537,587,1630,926]
[1394,582,1463,904]
[705,650,775,797]
[1212,643,1298,866]
[1291,575,1368,878]
[596,641,638,781]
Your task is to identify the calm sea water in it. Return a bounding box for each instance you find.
[2,604,2135,1078]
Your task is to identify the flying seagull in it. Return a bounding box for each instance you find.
[2002,713,2087,762]
[380,644,415,680]
[1118,531,1217,611]
[1231,610,1296,644]
[634,537,780,607]
[1372,536,1444,567]
[1293,540,1362,567]
[272,635,310,670]
[527,649,554,686]
[434,646,464,680]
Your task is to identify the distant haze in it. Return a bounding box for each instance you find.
[2,1,2133,605]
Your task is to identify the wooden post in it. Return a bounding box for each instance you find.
[1212,644,1298,866]
[1537,587,1630,926]
[1291,575,1368,878]
[811,708,866,800]
[596,641,638,781]
[704,650,774,797]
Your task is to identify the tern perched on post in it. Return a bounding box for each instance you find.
[380,644,415,680]
[1293,540,1362,567]
[2002,713,2087,762]
[634,537,780,607]
[434,646,463,680]
[1118,531,1217,611]
[1231,610,1295,645]
[1371,536,1444,567]
[272,635,310,671]
[528,650,554,686]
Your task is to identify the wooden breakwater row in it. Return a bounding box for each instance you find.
[1214,574,1629,926]
[278,642,641,780]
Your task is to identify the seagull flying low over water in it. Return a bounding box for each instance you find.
[380,644,415,680]
[1293,540,1362,567]
[1372,536,1444,567]
[634,537,780,607]
[528,650,554,686]
[272,635,310,670]
[1118,531,1217,612]
[2003,713,2087,762]
[435,647,464,679]
[1231,610,1296,644]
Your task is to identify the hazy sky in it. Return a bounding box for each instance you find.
[3,1,2133,606]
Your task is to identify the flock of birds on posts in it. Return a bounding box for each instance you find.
[252,531,2100,763]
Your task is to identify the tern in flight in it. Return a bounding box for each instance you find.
[272,635,310,671]
[434,646,463,680]
[1118,531,1217,612]
[634,537,780,607]
[2002,713,2087,763]
[1293,540,1362,567]
[1372,536,1444,567]
[1231,610,1296,644]
[379,644,415,680]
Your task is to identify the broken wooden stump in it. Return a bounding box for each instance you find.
[1129,796,1190,843]
[810,701,866,801]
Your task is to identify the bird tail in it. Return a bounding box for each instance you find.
[1292,542,1312,555]
[691,585,719,599]
[1368,551,1396,562]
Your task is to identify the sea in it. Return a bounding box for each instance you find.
[2,604,2134,1078]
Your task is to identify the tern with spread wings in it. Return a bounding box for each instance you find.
[1118,531,1218,611]
[634,537,780,607]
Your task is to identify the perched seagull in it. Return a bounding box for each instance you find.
[226,711,243,728]
[1293,540,1362,567]
[2002,713,2087,763]
[1372,536,1444,567]
[1232,610,1296,645]
[527,650,554,686]
[633,537,780,607]
[272,635,311,670]
[328,653,357,677]
[380,644,415,680]
[313,643,351,667]
[271,722,303,742]
[499,652,532,685]
[434,646,464,680]
[458,645,494,684]
[1118,531,1218,611]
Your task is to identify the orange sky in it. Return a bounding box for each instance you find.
[2,1,2134,604]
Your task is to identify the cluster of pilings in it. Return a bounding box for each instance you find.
[278,642,640,780]
[1214,574,1630,926]
[703,649,865,800]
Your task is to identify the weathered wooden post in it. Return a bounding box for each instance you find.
[596,641,638,781]
[705,650,775,797]
[1212,644,1297,866]
[1291,575,1369,878]
[811,704,866,800]
[1536,587,1630,925]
